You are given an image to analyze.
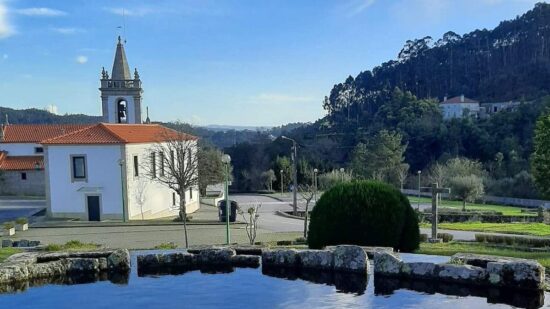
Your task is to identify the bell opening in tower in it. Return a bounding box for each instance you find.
[117,99,128,123]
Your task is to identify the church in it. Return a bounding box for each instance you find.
[0,37,200,221]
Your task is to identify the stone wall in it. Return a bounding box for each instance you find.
[0,249,130,285]
[0,170,45,196]
[373,252,545,290]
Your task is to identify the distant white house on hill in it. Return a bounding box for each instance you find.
[439,95,480,119]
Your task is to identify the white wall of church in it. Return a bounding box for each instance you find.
[0,143,43,156]
[124,142,200,220]
[105,96,136,124]
[46,145,124,219]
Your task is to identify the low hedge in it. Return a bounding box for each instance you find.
[475,234,550,248]
[307,181,419,252]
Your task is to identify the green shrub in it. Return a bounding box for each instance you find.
[276,240,292,246]
[3,222,14,230]
[474,233,550,248]
[419,234,428,242]
[307,181,420,252]
[437,233,454,243]
[294,237,307,244]
[15,217,28,225]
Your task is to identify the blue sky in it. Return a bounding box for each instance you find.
[0,0,546,126]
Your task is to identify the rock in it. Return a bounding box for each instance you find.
[332,245,368,273]
[28,241,40,247]
[66,258,100,273]
[437,264,486,283]
[27,260,67,279]
[2,239,13,248]
[98,257,108,271]
[107,249,130,271]
[17,239,29,247]
[401,262,437,278]
[450,253,526,268]
[487,260,545,290]
[230,255,260,268]
[137,254,161,269]
[0,263,29,283]
[261,249,299,267]
[234,246,263,256]
[198,248,236,265]
[373,252,402,276]
[297,250,334,270]
[326,245,393,259]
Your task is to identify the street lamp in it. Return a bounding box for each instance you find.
[417,170,422,210]
[313,168,318,203]
[340,168,345,182]
[118,159,127,223]
[281,136,298,216]
[221,154,231,245]
[280,169,284,196]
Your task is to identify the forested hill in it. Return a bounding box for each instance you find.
[324,2,550,118]
[0,107,101,124]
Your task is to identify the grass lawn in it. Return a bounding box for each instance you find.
[420,222,550,237]
[407,196,535,216]
[417,242,550,268]
[0,247,22,263]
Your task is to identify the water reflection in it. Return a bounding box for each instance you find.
[374,276,545,309]
[0,271,129,294]
[138,265,237,277]
[262,266,368,295]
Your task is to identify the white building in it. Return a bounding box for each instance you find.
[42,123,199,221]
[0,37,200,221]
[439,95,480,120]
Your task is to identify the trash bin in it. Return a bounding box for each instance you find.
[218,200,238,222]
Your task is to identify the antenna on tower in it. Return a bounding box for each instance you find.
[123,8,127,44]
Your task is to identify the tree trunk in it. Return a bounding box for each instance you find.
[304,201,310,238]
[179,190,189,248]
[462,200,466,212]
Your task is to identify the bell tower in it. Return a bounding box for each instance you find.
[100,36,143,124]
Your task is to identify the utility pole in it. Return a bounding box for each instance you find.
[282,136,298,216]
[280,169,284,196]
[417,170,422,211]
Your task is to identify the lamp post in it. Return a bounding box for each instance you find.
[282,136,298,216]
[417,170,422,210]
[280,169,284,196]
[313,168,318,203]
[340,168,345,182]
[222,154,231,245]
[118,159,127,223]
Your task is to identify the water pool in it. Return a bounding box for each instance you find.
[0,251,546,308]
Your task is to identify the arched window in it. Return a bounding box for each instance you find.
[117,99,127,123]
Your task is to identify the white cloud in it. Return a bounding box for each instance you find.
[15,7,67,17]
[45,104,58,115]
[103,7,152,17]
[345,0,376,16]
[252,93,314,104]
[76,55,88,64]
[0,1,13,39]
[52,27,84,35]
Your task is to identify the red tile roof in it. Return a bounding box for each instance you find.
[440,96,479,104]
[42,123,197,145]
[1,124,90,143]
[0,154,44,171]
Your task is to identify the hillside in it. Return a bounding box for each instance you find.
[324,2,550,120]
[0,107,101,124]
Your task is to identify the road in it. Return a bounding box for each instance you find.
[231,194,304,232]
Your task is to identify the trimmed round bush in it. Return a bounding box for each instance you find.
[307,181,420,252]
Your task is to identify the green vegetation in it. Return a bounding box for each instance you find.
[308,181,419,252]
[421,222,550,237]
[475,234,550,248]
[532,109,550,199]
[15,217,28,225]
[0,247,21,263]
[3,221,14,230]
[417,242,550,268]
[154,242,178,250]
[45,240,101,252]
[407,196,534,216]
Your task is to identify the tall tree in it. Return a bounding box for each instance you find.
[143,132,199,248]
[532,110,550,198]
[198,147,226,196]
